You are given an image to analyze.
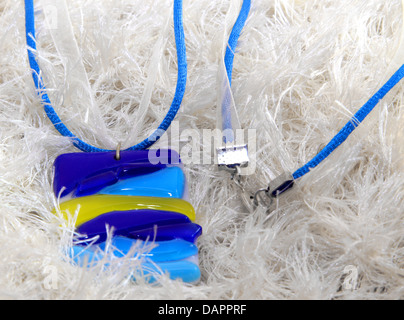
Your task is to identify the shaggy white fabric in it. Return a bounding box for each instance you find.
[0,0,403,300]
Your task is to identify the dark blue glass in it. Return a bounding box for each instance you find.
[125,223,202,244]
[53,149,181,198]
[76,209,201,244]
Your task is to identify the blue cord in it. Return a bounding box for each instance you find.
[24,0,187,152]
[225,0,404,183]
[293,64,404,180]
[224,0,251,87]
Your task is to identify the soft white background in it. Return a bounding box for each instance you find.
[0,0,403,299]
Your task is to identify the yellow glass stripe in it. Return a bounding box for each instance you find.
[53,195,195,227]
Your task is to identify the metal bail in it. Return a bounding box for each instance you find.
[115,142,122,161]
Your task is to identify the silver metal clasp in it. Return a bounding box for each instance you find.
[216,144,294,209]
[217,143,255,209]
[253,172,295,207]
[268,172,294,197]
[216,144,249,172]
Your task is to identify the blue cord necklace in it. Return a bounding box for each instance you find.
[23,0,404,282]
[222,0,404,206]
[24,0,207,284]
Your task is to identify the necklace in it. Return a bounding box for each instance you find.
[25,0,404,284]
[24,0,201,284]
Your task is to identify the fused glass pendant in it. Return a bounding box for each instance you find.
[52,149,202,283]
